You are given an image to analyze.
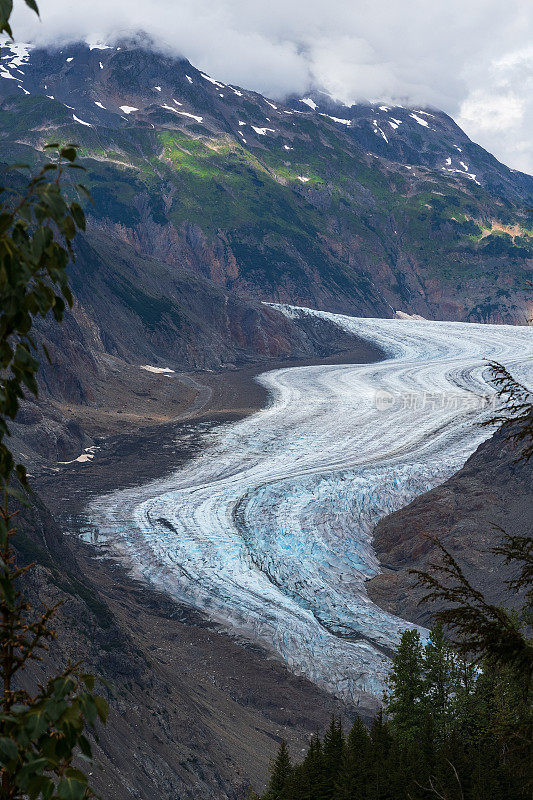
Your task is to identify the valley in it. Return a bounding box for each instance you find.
[74,309,533,702]
[0,31,531,799]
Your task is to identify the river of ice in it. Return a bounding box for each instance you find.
[84,307,533,700]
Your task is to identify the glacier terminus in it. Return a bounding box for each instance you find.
[84,308,533,701]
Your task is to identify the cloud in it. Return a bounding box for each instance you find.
[10,0,533,172]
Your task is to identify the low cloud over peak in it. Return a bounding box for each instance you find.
[10,0,533,173]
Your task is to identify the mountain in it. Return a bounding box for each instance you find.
[1,37,531,799]
[0,37,531,349]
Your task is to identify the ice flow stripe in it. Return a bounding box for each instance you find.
[85,309,533,701]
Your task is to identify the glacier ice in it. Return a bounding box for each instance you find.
[85,309,533,701]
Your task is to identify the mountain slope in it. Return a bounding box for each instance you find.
[0,37,531,338]
[366,424,532,624]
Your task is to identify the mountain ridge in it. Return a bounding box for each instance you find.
[0,38,531,339]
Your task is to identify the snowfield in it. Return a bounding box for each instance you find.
[85,308,533,700]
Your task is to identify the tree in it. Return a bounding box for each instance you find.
[0,2,108,798]
[321,716,344,800]
[384,629,426,744]
[482,360,533,462]
[266,740,293,800]
[336,717,370,800]
[423,623,457,740]
[412,535,532,705]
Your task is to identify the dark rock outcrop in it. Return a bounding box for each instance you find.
[367,426,532,626]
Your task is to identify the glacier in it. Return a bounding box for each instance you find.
[84,308,533,701]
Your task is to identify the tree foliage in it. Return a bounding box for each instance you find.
[412,534,533,700]
[482,360,533,462]
[0,4,108,798]
[0,144,89,484]
[259,626,531,800]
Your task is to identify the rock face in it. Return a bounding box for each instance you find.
[0,38,531,354]
[366,425,533,626]
[0,36,531,800]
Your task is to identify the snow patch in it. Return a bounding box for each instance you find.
[200,73,224,88]
[161,106,203,123]
[154,86,161,92]
[120,105,138,114]
[409,113,429,127]
[72,114,92,126]
[251,126,275,135]
[59,446,99,465]
[300,97,317,110]
[94,101,106,109]
[395,311,427,320]
[319,113,351,125]
[141,365,175,374]
[297,176,310,182]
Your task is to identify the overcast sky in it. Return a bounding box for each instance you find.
[11,0,533,173]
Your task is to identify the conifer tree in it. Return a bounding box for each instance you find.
[385,629,426,743]
[321,717,344,800]
[266,739,293,800]
[423,623,457,739]
[367,712,392,800]
[336,717,370,800]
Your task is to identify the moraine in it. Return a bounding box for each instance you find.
[84,308,533,701]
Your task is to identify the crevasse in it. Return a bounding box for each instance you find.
[85,308,533,701]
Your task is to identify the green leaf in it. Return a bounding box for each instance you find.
[23,0,39,14]
[0,736,18,762]
[60,146,77,163]
[64,768,88,783]
[70,202,85,230]
[28,775,54,800]
[6,486,30,506]
[76,184,93,202]
[15,463,27,485]
[78,734,93,759]
[81,674,95,692]
[57,777,88,800]
[6,162,30,171]
[0,0,13,27]
[94,695,109,723]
